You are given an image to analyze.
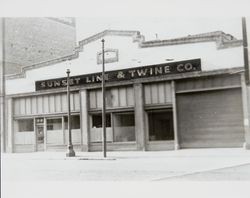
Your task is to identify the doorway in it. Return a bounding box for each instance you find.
[36,124,44,151]
[148,110,174,141]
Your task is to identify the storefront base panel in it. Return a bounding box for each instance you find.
[46,144,83,152]
[89,142,137,152]
[14,144,36,153]
[180,142,244,149]
[146,141,175,151]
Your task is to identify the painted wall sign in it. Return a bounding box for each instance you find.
[35,59,201,91]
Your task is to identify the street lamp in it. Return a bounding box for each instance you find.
[101,39,107,158]
[66,69,76,157]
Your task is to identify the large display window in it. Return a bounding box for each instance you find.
[113,113,135,142]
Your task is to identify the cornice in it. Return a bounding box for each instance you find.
[6,30,242,80]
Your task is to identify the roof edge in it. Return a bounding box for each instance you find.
[6,30,242,80]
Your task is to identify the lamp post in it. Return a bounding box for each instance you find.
[101,39,107,158]
[66,69,75,157]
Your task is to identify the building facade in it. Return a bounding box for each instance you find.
[3,30,249,153]
[3,17,76,75]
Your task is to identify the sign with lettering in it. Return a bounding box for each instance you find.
[35,59,201,91]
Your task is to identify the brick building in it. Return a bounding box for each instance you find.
[3,17,76,75]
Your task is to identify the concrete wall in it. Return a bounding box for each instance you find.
[6,32,243,95]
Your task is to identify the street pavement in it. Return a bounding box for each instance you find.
[2,148,250,181]
[1,148,250,198]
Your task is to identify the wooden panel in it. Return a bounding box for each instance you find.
[176,75,241,92]
[165,82,172,103]
[55,94,61,112]
[89,142,137,151]
[146,141,174,151]
[72,129,81,144]
[37,96,43,114]
[70,93,74,111]
[177,89,244,148]
[48,95,55,113]
[61,94,67,112]
[126,87,134,106]
[14,145,36,153]
[31,97,37,115]
[25,98,31,115]
[144,82,172,105]
[96,90,102,109]
[20,98,26,115]
[14,99,20,115]
[43,96,49,113]
[89,91,97,109]
[47,130,64,145]
[90,86,134,110]
[73,92,80,111]
[119,87,127,107]
[158,83,165,103]
[144,85,151,105]
[151,84,158,104]
[113,88,120,107]
[15,132,35,144]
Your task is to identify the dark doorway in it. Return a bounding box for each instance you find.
[148,110,174,141]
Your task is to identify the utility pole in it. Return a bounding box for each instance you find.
[66,69,75,157]
[242,17,250,149]
[101,39,107,158]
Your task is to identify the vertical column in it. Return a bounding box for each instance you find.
[0,18,6,152]
[171,81,180,150]
[33,117,37,151]
[134,83,146,151]
[62,116,66,145]
[80,89,89,151]
[241,74,250,149]
[7,98,14,152]
[43,117,47,151]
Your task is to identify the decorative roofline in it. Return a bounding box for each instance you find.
[6,30,242,80]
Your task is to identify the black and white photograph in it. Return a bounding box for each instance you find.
[1,1,250,198]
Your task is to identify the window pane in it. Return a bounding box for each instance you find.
[47,118,62,130]
[92,114,111,128]
[90,113,112,142]
[113,113,135,142]
[64,115,80,129]
[18,119,34,132]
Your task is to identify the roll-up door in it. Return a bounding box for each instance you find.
[177,89,244,148]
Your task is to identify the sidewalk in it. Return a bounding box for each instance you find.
[2,148,250,181]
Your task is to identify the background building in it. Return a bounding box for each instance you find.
[4,17,76,75]
[1,17,77,152]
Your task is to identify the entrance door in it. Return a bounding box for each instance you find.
[148,110,174,141]
[36,125,44,151]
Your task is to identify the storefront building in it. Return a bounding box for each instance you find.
[3,30,249,152]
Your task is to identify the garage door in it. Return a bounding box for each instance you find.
[177,89,244,148]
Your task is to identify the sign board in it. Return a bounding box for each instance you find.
[35,59,201,91]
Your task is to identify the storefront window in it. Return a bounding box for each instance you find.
[64,115,80,129]
[90,114,112,142]
[148,110,174,141]
[18,119,34,132]
[92,114,111,128]
[113,113,135,142]
[47,118,62,130]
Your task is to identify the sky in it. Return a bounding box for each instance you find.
[0,0,249,42]
[76,17,245,42]
[0,0,250,18]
